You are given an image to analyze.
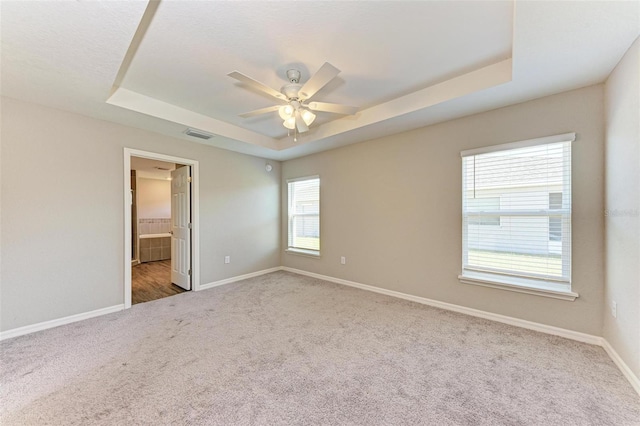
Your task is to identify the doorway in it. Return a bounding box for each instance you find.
[124,149,200,309]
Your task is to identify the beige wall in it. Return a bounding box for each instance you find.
[0,97,281,332]
[1,81,621,342]
[282,84,605,335]
[604,36,640,378]
[137,178,171,219]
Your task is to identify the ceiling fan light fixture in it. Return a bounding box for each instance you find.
[295,111,309,133]
[301,109,316,126]
[283,116,296,130]
[278,104,294,120]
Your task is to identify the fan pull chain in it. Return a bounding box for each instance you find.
[286,128,297,143]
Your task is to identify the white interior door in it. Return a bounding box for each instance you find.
[171,166,191,290]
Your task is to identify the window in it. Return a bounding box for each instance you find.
[287,176,320,255]
[459,133,576,300]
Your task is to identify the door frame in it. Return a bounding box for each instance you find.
[123,148,200,309]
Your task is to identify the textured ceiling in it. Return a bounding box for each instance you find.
[120,1,512,138]
[131,157,176,180]
[1,1,639,160]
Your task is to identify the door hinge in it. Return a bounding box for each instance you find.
[188,223,192,229]
[188,269,192,276]
[187,176,192,183]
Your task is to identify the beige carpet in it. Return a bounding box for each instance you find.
[1,271,639,425]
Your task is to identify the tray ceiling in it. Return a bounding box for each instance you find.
[2,1,638,160]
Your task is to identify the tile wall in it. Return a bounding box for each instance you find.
[139,218,171,263]
[138,218,171,235]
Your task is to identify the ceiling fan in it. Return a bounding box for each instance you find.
[228,62,358,135]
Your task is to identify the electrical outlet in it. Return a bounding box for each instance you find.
[340,256,346,265]
[612,301,617,318]
[224,256,230,264]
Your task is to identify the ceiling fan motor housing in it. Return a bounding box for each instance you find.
[286,69,301,83]
[282,83,303,100]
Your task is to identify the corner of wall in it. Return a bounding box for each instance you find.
[603,35,640,382]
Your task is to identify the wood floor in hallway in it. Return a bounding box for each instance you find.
[132,260,187,305]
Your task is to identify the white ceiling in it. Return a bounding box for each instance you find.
[2,1,638,161]
[130,157,176,180]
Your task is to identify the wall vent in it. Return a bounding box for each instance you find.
[184,128,214,140]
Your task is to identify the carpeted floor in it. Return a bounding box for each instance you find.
[1,271,639,425]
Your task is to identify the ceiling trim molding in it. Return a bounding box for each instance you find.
[107,59,512,153]
[105,0,513,153]
[110,0,160,94]
[107,87,279,150]
[277,58,513,150]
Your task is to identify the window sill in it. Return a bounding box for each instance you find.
[458,271,578,301]
[285,248,321,258]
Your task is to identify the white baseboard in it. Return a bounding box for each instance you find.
[199,266,283,291]
[2,266,638,397]
[0,304,125,341]
[600,338,640,396]
[282,267,601,345]
[0,267,283,341]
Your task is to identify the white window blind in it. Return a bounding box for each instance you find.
[287,176,320,253]
[461,134,573,291]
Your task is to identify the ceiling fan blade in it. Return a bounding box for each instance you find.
[228,71,286,100]
[307,101,358,115]
[239,105,281,118]
[298,62,340,100]
[295,112,309,133]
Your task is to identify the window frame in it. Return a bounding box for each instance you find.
[458,133,578,301]
[286,175,320,257]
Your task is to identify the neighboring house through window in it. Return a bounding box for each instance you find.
[549,192,563,242]
[459,133,576,300]
[467,197,501,226]
[287,176,320,256]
